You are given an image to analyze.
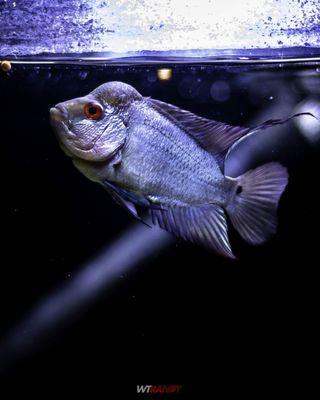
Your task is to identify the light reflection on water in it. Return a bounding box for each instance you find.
[0,0,319,56]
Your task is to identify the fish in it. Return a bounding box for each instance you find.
[49,81,311,258]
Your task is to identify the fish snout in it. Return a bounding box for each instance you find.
[50,103,69,123]
[50,103,76,141]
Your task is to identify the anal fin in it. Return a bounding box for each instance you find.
[150,203,235,259]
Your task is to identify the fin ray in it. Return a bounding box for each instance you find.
[150,203,235,258]
[102,180,151,226]
[149,98,251,154]
[226,162,288,244]
[149,98,315,162]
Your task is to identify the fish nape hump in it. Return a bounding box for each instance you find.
[90,81,143,108]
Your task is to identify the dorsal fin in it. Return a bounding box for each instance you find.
[149,98,316,156]
[149,98,251,154]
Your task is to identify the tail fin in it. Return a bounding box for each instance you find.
[226,162,288,244]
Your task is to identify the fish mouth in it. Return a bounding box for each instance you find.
[50,106,76,139]
[49,104,70,123]
[50,106,94,157]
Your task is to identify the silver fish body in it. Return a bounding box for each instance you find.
[82,101,231,206]
[50,81,304,258]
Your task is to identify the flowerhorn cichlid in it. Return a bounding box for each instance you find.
[49,81,311,258]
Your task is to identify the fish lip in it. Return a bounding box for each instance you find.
[50,105,68,122]
[50,105,74,131]
[50,107,76,139]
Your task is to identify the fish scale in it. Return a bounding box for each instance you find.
[135,104,224,197]
[125,121,219,203]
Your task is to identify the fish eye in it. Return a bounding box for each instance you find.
[84,103,104,120]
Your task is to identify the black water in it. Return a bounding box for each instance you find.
[1,62,319,393]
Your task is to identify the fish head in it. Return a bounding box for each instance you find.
[50,81,142,162]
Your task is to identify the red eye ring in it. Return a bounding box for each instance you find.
[84,103,104,120]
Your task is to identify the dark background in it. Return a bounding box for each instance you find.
[0,63,319,395]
